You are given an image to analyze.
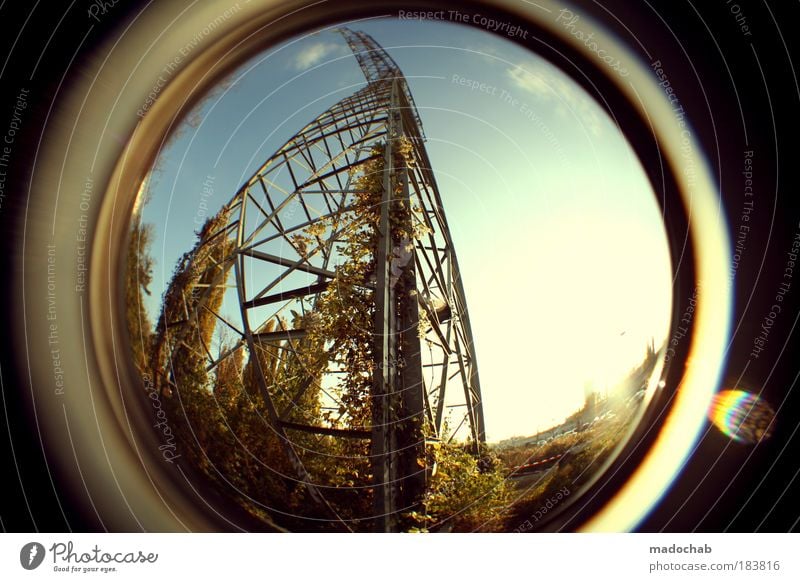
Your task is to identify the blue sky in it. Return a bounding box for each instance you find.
[139,17,672,441]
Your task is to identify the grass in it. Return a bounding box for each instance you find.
[492,404,637,530]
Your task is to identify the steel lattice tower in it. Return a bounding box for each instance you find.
[151,28,485,532]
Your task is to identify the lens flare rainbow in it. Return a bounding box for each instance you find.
[709,390,774,444]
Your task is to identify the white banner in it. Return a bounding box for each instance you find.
[0,534,797,581]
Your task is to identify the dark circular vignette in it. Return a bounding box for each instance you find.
[0,0,798,533]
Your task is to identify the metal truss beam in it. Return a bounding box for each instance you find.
[153,28,485,532]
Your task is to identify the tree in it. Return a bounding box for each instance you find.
[125,219,154,376]
[149,207,235,472]
[416,440,512,532]
[133,139,511,531]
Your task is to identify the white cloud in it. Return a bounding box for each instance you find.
[464,43,508,66]
[506,63,603,136]
[290,41,343,71]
